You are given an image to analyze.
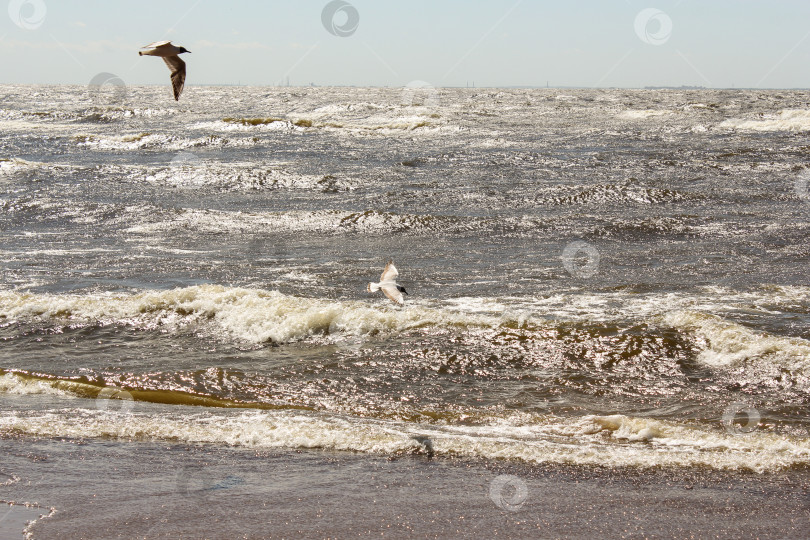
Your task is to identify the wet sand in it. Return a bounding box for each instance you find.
[2,438,808,539]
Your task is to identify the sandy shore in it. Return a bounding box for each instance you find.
[1,437,808,539]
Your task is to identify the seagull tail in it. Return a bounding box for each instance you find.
[367,282,380,293]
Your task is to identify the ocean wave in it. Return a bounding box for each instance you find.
[0,372,75,398]
[0,371,306,411]
[719,109,810,132]
[144,163,355,192]
[0,105,181,126]
[662,310,810,374]
[592,216,697,238]
[313,102,391,114]
[4,284,809,351]
[539,183,688,206]
[187,118,310,133]
[620,109,676,119]
[0,157,47,176]
[2,195,124,226]
[187,114,444,134]
[502,284,810,323]
[77,107,181,123]
[126,209,492,236]
[73,132,257,151]
[1,407,807,472]
[0,286,496,344]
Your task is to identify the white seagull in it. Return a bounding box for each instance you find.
[139,41,191,101]
[367,260,408,305]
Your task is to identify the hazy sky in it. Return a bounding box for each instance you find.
[1,0,809,89]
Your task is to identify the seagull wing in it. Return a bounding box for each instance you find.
[381,284,405,305]
[142,40,172,49]
[162,56,186,101]
[380,260,398,282]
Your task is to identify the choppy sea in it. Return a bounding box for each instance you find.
[2,84,810,538]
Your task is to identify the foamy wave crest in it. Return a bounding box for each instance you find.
[145,163,356,192]
[620,109,675,119]
[538,183,688,206]
[2,408,808,472]
[663,310,810,373]
[0,157,45,176]
[74,107,181,123]
[74,132,257,151]
[127,209,487,236]
[0,373,75,397]
[0,286,494,344]
[720,109,810,132]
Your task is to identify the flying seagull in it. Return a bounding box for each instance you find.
[367,260,408,305]
[139,41,191,101]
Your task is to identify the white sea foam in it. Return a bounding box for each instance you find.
[0,286,495,344]
[127,208,473,235]
[720,109,810,131]
[3,284,810,365]
[620,109,675,119]
[144,163,354,192]
[662,310,810,372]
[74,133,257,151]
[189,119,304,132]
[0,158,41,175]
[125,209,352,235]
[449,287,810,378]
[0,373,74,397]
[0,407,807,473]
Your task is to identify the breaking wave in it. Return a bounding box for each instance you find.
[0,406,808,473]
[0,286,496,344]
[720,109,810,132]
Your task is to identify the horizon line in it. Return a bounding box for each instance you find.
[1,82,808,91]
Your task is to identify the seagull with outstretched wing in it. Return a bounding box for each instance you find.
[139,41,191,101]
[367,260,408,305]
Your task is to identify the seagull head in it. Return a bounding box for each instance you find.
[178,47,191,54]
[397,285,408,295]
